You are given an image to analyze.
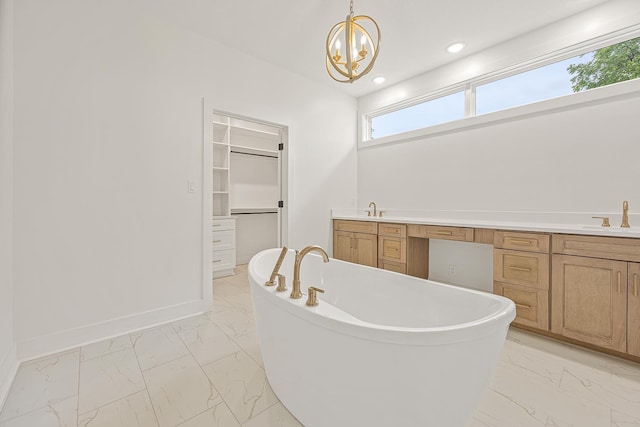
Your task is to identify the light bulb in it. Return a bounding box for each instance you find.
[335,38,341,50]
[361,35,367,47]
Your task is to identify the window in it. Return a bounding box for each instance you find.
[370,91,464,139]
[475,54,594,115]
[365,36,640,142]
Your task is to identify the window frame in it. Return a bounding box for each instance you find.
[361,27,640,149]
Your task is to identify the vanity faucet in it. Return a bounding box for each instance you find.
[368,201,377,217]
[621,200,630,228]
[291,245,329,299]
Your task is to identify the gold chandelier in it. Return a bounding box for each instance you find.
[326,0,381,83]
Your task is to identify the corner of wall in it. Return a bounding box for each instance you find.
[0,0,16,412]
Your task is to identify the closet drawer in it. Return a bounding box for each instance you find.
[494,231,549,253]
[212,218,236,231]
[378,259,406,274]
[213,230,235,251]
[378,223,407,238]
[213,249,235,272]
[333,220,377,235]
[407,224,474,242]
[494,249,549,290]
[494,282,549,330]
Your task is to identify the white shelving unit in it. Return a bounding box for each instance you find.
[212,114,236,278]
[212,115,231,217]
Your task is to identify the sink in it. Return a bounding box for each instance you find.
[580,225,633,233]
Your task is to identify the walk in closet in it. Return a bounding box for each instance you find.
[212,112,285,277]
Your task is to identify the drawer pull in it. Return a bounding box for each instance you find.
[213,224,221,227]
[508,266,532,272]
[617,271,621,294]
[213,259,222,263]
[213,240,222,243]
[515,303,532,310]
[508,239,534,246]
[634,273,638,297]
[435,231,453,236]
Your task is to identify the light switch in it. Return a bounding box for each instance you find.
[188,180,197,193]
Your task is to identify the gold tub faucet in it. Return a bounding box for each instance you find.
[621,200,630,228]
[291,245,329,299]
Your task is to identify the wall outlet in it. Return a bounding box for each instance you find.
[448,264,456,276]
[188,180,197,193]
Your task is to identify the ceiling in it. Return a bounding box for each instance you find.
[153,0,610,98]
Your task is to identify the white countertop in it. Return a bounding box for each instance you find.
[331,208,640,238]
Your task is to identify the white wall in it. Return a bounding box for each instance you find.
[12,0,357,359]
[357,0,640,290]
[0,0,17,407]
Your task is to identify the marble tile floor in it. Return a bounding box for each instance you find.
[0,264,638,426]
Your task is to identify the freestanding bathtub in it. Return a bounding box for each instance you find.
[249,248,516,427]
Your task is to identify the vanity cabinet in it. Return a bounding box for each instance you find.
[378,223,407,273]
[551,255,627,352]
[551,234,640,355]
[333,220,378,268]
[628,262,640,357]
[493,231,550,330]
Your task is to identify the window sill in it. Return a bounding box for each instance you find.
[359,78,640,150]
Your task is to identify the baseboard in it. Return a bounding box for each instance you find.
[16,299,207,362]
[0,344,19,413]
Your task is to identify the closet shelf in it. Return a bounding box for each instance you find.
[213,191,229,194]
[213,167,229,171]
[230,124,279,137]
[212,141,228,146]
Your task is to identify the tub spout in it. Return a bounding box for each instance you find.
[291,245,329,299]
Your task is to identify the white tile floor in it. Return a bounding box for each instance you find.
[1,264,639,426]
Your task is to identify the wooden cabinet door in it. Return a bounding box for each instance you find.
[552,255,627,352]
[353,232,378,268]
[629,262,640,356]
[333,231,354,263]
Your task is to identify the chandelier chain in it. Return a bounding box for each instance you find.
[350,0,354,16]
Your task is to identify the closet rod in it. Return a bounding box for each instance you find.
[231,211,278,215]
[230,150,278,159]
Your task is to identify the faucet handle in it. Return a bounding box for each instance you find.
[592,216,611,227]
[305,286,325,307]
[378,210,385,217]
[366,210,371,217]
[275,274,288,292]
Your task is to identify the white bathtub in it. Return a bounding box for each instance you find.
[248,248,516,427]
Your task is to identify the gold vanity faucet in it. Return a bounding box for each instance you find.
[368,201,377,217]
[621,200,630,228]
[291,245,329,299]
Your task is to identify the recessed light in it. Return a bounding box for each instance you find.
[446,42,465,53]
[373,76,386,84]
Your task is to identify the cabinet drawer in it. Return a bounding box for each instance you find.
[378,259,406,274]
[378,236,406,263]
[333,220,377,235]
[494,282,549,330]
[407,224,474,242]
[552,234,640,262]
[378,223,407,238]
[494,231,549,253]
[494,249,549,290]
[212,218,236,231]
[213,229,235,251]
[212,249,235,272]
